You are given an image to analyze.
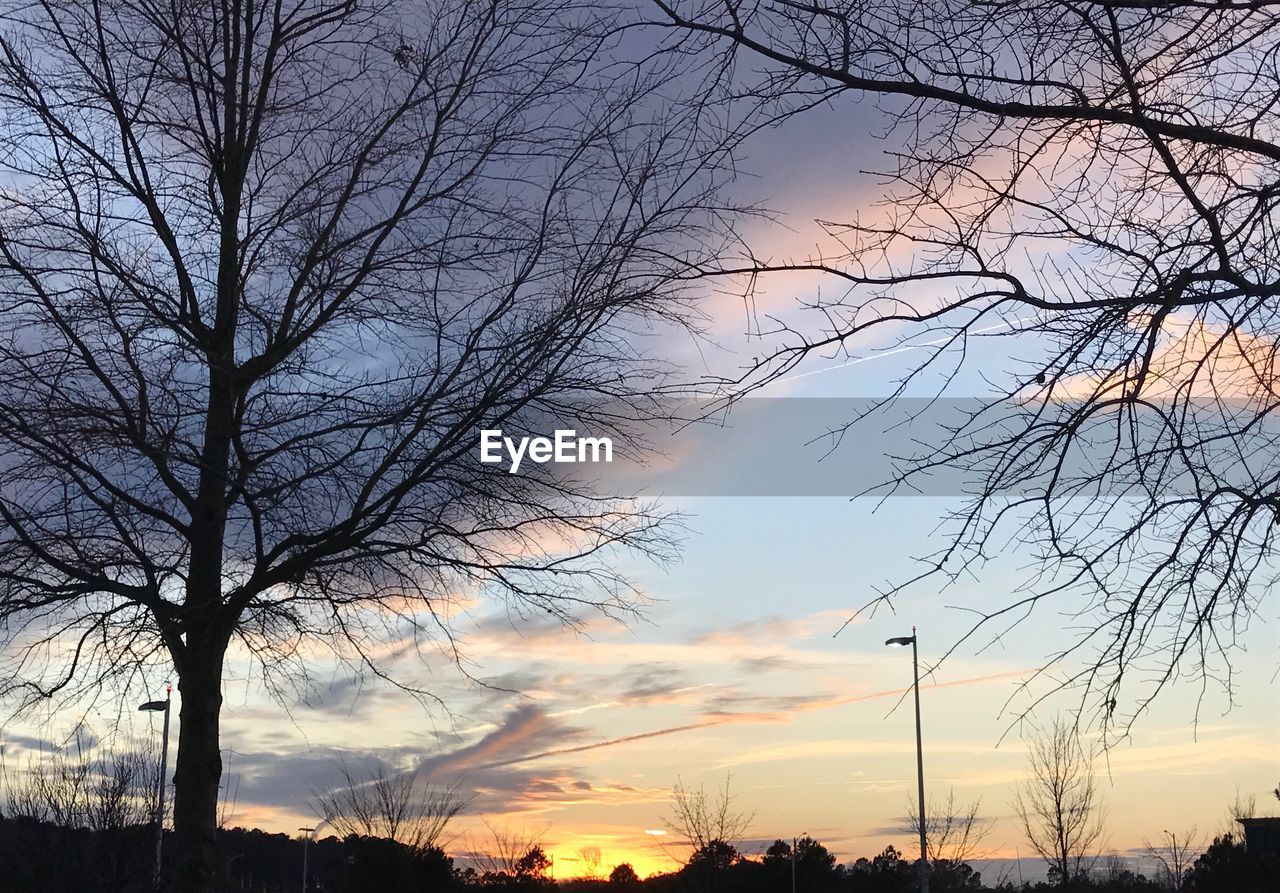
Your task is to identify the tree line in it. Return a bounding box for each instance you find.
[0,740,1274,892]
[0,809,1273,892]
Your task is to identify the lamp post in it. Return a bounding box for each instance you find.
[300,820,328,892]
[299,826,313,892]
[790,834,810,893]
[138,683,172,892]
[886,628,928,893]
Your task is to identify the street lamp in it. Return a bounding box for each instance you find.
[299,826,314,892]
[885,628,928,893]
[138,683,172,892]
[790,833,809,893]
[300,820,327,892]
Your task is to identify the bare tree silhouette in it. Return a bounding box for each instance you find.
[1012,718,1106,886]
[0,1,737,890]
[466,820,550,880]
[4,733,159,831]
[662,773,755,862]
[578,846,605,880]
[653,0,1280,734]
[902,787,992,869]
[1142,826,1203,892]
[312,760,469,852]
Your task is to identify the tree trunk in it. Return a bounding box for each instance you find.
[173,210,238,889]
[171,641,225,893]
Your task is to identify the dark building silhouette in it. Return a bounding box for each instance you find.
[1238,817,1280,861]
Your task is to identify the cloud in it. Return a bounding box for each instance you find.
[0,733,55,755]
[222,744,423,816]
[453,669,1036,779]
[423,717,672,818]
[473,719,736,771]
[736,655,812,674]
[616,665,695,705]
[291,674,414,720]
[218,704,588,824]
[423,705,581,776]
[1057,313,1280,401]
[695,669,1034,732]
[691,611,852,648]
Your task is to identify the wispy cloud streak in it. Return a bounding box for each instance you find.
[475,669,1031,770]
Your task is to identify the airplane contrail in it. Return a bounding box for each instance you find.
[775,318,1025,384]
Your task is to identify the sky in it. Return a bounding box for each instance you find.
[0,33,1277,887]
[133,492,1280,881]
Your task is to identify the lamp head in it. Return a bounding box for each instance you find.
[884,636,916,647]
[138,700,167,711]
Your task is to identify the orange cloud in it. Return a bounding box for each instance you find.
[1058,313,1280,401]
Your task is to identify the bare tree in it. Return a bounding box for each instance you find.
[577,846,605,880]
[3,734,159,832]
[1143,827,1202,892]
[466,820,550,880]
[1094,855,1139,887]
[662,773,755,860]
[0,1,736,891]
[1013,719,1106,886]
[1218,789,1257,837]
[903,788,991,868]
[652,0,1280,732]
[312,760,468,852]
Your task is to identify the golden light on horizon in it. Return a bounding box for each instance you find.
[544,841,679,881]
